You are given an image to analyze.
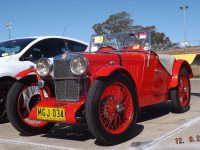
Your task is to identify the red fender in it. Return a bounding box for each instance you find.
[94,65,128,77]
[15,68,40,80]
[94,65,137,89]
[169,60,193,89]
[15,68,44,100]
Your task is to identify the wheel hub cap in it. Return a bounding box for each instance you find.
[115,104,125,113]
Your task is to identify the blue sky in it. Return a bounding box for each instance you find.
[0,0,199,43]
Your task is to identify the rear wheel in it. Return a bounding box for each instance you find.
[170,67,191,113]
[85,75,139,145]
[0,81,13,119]
[6,77,54,135]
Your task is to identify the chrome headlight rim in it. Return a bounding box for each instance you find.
[36,58,53,77]
[70,56,89,76]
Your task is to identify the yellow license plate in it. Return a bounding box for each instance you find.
[37,107,66,121]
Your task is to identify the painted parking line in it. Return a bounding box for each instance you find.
[0,138,82,150]
[128,115,200,150]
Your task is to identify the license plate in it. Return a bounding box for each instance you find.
[37,107,66,121]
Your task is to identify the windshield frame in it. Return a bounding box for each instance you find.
[89,30,151,52]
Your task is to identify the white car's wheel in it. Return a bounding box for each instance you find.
[0,81,13,119]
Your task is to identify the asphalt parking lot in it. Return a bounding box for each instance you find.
[0,79,199,150]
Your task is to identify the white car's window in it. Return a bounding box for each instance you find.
[0,38,35,57]
[21,39,68,61]
[67,40,88,52]
[21,38,88,61]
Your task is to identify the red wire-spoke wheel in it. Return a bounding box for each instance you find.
[178,73,190,107]
[17,84,48,127]
[86,75,139,145]
[170,67,191,113]
[6,76,54,135]
[99,82,133,135]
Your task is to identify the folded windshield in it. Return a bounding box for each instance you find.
[0,38,35,57]
[90,31,151,52]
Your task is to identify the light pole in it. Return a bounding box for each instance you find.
[6,22,12,39]
[180,6,188,52]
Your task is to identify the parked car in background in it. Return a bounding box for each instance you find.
[0,36,88,119]
[6,31,192,145]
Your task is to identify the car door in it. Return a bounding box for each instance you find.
[152,56,171,96]
[139,53,170,107]
[139,53,158,106]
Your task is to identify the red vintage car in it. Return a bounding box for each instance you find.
[6,31,193,145]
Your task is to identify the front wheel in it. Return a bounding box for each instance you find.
[170,67,191,113]
[0,81,13,119]
[6,77,54,135]
[85,75,139,145]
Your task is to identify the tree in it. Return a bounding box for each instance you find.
[93,11,173,50]
[93,11,133,34]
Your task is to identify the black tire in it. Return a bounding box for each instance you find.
[170,67,191,113]
[0,81,13,119]
[6,76,54,135]
[85,74,139,145]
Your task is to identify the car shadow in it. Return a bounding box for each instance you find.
[41,123,94,141]
[139,102,171,122]
[41,123,144,146]
[38,102,171,145]
[191,92,200,97]
[94,124,144,146]
[39,122,144,146]
[0,118,9,124]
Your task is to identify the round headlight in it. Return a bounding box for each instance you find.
[36,58,53,77]
[70,56,88,75]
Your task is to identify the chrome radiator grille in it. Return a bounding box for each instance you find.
[54,60,73,77]
[54,60,79,101]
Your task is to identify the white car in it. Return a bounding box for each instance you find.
[0,36,88,119]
